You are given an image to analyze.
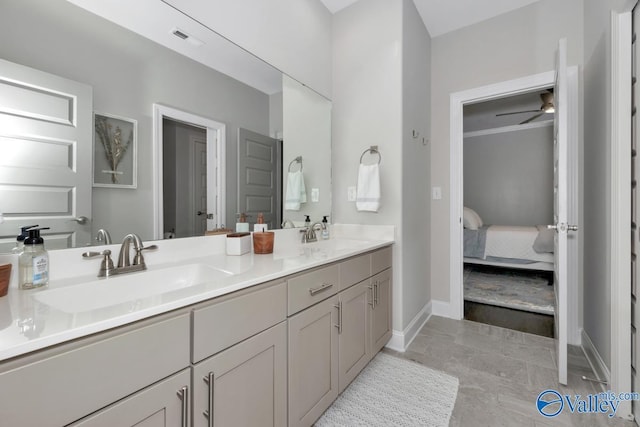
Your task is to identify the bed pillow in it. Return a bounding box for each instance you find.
[533,225,555,253]
[463,207,483,230]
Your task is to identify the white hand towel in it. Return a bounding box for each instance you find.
[356,163,380,212]
[285,170,307,211]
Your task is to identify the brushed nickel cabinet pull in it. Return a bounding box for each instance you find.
[309,282,333,296]
[203,372,215,427]
[334,301,343,334]
[177,385,189,427]
[374,281,379,307]
[368,284,375,307]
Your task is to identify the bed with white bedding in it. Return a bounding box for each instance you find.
[463,225,554,271]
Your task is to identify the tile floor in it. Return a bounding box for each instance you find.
[384,316,637,427]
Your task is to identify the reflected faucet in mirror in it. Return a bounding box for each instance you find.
[95,229,112,245]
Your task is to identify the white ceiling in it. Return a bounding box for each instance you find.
[320,0,541,37]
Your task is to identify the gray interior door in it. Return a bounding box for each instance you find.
[0,58,92,250]
[237,128,281,229]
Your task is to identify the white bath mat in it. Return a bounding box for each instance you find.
[315,352,459,427]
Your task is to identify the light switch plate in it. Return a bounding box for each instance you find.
[311,188,319,202]
[347,186,356,202]
[432,186,442,200]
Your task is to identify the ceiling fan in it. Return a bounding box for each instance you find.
[495,90,555,124]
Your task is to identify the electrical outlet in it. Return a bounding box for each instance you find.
[311,188,319,202]
[347,186,357,201]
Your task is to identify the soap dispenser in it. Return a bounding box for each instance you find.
[12,225,38,255]
[304,215,311,228]
[321,216,330,240]
[254,213,268,232]
[19,227,50,289]
[236,213,250,233]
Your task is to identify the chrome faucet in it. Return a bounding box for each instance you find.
[281,219,295,229]
[83,233,157,277]
[300,222,322,243]
[95,228,112,245]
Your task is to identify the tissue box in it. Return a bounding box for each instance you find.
[226,232,251,256]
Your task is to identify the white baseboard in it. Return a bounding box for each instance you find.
[385,301,432,352]
[432,300,453,318]
[581,328,610,387]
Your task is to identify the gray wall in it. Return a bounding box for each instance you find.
[333,0,432,335]
[582,0,628,371]
[401,0,432,328]
[333,0,404,333]
[430,0,584,302]
[0,0,270,242]
[464,125,554,226]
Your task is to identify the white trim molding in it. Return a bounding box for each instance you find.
[152,104,226,240]
[385,301,432,352]
[463,119,553,139]
[581,328,611,387]
[610,8,633,421]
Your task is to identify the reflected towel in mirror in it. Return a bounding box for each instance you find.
[356,163,380,212]
[285,171,307,211]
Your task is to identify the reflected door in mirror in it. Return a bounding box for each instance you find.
[0,59,93,251]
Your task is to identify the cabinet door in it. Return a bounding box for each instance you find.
[288,296,339,427]
[370,268,392,354]
[70,369,190,427]
[338,280,371,393]
[192,322,287,427]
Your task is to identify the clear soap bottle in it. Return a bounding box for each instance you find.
[321,216,330,240]
[11,224,38,255]
[19,227,50,289]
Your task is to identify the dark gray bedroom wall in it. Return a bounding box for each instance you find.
[463,124,554,226]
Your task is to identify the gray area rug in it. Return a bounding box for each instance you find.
[315,352,459,427]
[464,264,555,315]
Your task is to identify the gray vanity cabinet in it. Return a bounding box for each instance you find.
[370,267,392,354]
[70,369,191,427]
[287,295,340,427]
[192,322,287,427]
[337,279,371,393]
[0,312,191,427]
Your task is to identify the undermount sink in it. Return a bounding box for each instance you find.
[35,263,232,314]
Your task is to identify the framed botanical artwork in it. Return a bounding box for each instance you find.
[93,112,137,188]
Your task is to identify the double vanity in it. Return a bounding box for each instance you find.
[0,227,393,427]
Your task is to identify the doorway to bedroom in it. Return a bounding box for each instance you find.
[461,88,556,337]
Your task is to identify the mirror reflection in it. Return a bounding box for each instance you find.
[0,0,331,251]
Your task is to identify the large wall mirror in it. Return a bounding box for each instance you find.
[0,0,331,251]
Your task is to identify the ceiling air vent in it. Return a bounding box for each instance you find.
[172,29,189,40]
[170,28,204,46]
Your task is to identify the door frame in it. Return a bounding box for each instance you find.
[152,103,226,239]
[611,4,634,421]
[448,69,580,342]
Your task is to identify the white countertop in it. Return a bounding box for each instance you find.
[0,225,394,361]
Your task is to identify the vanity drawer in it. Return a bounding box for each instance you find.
[192,280,287,363]
[288,264,339,315]
[371,246,392,275]
[339,253,371,291]
[0,312,190,427]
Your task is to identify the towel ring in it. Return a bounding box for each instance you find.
[359,146,381,165]
[288,156,303,172]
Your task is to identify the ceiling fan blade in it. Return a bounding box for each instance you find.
[496,109,542,117]
[519,112,545,124]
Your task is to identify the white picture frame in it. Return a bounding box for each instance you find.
[93,112,137,189]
